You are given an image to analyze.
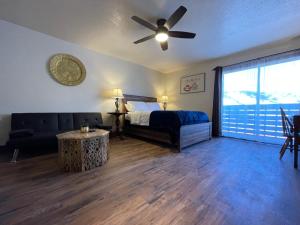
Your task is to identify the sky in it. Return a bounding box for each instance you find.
[223,59,300,105]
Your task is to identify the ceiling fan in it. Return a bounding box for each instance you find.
[131,5,196,51]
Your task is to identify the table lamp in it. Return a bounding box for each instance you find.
[161,95,168,111]
[112,88,123,112]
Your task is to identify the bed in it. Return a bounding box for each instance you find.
[122,94,212,152]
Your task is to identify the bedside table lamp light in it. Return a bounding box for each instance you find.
[162,95,168,111]
[113,88,123,112]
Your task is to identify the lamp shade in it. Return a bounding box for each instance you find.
[112,88,123,99]
[161,95,168,103]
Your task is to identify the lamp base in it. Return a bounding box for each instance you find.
[115,98,120,112]
[163,102,167,111]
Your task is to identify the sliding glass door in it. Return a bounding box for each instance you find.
[222,53,300,144]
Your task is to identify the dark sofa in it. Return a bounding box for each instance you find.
[6,113,111,161]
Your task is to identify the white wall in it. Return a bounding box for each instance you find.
[0,20,164,145]
[2,19,300,146]
[165,37,300,119]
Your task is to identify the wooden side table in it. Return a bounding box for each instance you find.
[56,129,109,172]
[108,112,127,139]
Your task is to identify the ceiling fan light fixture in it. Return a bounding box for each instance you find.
[132,6,195,50]
[155,32,168,42]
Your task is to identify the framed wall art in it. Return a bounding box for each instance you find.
[180,73,205,94]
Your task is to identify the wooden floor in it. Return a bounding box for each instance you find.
[0,137,299,225]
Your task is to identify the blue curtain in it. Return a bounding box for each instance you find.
[212,67,223,137]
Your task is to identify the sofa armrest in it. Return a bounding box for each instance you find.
[9,129,34,139]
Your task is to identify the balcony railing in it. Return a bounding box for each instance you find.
[222,103,300,144]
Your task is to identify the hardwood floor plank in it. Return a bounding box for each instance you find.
[0,137,299,225]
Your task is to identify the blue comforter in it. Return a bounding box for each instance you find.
[149,110,209,142]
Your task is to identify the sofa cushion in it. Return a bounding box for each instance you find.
[11,113,59,132]
[7,132,58,149]
[95,125,112,131]
[9,129,34,139]
[58,113,74,131]
[73,113,103,129]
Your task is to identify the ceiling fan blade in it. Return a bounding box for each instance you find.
[160,41,168,51]
[131,16,157,31]
[133,34,156,44]
[166,6,187,29]
[168,31,196,39]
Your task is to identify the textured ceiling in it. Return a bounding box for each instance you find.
[1,0,300,73]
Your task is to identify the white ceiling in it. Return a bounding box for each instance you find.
[1,0,300,73]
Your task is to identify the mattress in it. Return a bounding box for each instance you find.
[125,110,209,127]
[125,110,210,144]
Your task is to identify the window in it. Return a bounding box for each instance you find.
[222,51,300,144]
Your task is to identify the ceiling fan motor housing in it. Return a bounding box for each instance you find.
[157,19,167,27]
[156,26,168,35]
[157,19,168,35]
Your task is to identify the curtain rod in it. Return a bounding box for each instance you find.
[220,47,300,69]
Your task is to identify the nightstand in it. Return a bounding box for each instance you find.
[108,112,127,139]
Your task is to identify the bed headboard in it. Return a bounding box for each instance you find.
[122,94,157,112]
[122,94,157,104]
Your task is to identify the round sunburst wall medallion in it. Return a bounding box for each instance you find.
[49,54,86,86]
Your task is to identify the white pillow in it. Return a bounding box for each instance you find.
[146,102,162,111]
[125,103,134,112]
[127,101,149,112]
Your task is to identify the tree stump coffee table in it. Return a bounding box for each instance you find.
[57,129,109,172]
